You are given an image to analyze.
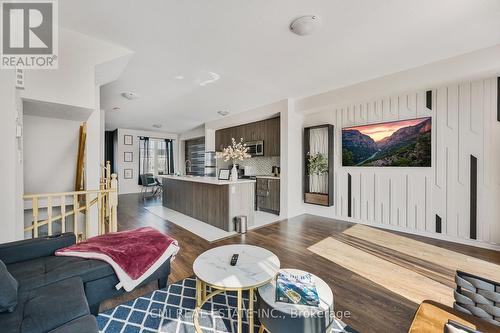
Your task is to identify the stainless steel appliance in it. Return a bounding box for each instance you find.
[204,151,216,177]
[245,140,264,156]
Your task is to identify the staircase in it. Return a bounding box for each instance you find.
[23,161,118,241]
[22,121,119,241]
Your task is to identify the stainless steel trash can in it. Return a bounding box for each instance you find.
[234,215,248,233]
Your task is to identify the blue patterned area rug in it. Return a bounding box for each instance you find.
[97,277,357,333]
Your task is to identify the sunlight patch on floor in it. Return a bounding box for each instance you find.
[308,237,455,306]
[343,224,500,282]
[145,206,280,242]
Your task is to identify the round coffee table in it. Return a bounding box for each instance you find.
[256,269,334,333]
[193,244,280,333]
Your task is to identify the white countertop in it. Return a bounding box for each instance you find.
[193,244,280,288]
[255,175,280,180]
[158,175,256,185]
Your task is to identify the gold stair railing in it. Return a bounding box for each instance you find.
[23,162,118,241]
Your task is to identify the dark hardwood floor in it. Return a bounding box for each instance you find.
[114,193,500,333]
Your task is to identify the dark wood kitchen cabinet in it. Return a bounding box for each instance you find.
[264,116,280,156]
[215,116,280,156]
[256,177,280,214]
[215,128,229,151]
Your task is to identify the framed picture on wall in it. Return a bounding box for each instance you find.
[124,135,133,145]
[218,169,230,180]
[341,117,431,167]
[124,169,133,179]
[124,152,133,162]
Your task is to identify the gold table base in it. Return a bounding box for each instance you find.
[194,278,256,333]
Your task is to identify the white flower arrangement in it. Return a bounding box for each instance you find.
[217,138,251,162]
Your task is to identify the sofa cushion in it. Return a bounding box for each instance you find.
[0,277,92,333]
[0,260,18,313]
[0,233,76,265]
[47,315,98,333]
[7,256,114,292]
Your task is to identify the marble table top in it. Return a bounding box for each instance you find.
[193,245,280,289]
[258,268,333,315]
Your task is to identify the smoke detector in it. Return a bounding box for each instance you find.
[121,92,140,100]
[152,124,162,129]
[290,15,320,36]
[111,106,121,111]
[217,110,229,116]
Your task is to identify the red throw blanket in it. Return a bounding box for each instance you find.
[55,227,179,291]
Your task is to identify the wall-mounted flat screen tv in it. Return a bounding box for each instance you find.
[342,117,431,167]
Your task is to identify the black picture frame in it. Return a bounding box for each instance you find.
[218,168,230,180]
[124,151,133,162]
[304,124,334,207]
[124,135,133,145]
[341,117,431,167]
[124,169,133,179]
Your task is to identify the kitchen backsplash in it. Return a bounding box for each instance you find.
[217,156,280,176]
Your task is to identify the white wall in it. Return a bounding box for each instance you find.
[0,28,132,242]
[116,129,178,194]
[85,87,103,237]
[0,72,24,243]
[302,77,500,248]
[281,99,305,219]
[23,115,81,194]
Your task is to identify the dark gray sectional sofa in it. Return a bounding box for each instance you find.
[0,233,172,333]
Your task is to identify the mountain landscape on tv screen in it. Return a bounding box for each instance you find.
[342,117,431,167]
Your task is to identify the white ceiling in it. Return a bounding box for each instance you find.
[59,0,500,134]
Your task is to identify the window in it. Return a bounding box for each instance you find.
[139,137,174,184]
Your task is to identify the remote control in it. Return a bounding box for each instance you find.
[230,254,239,266]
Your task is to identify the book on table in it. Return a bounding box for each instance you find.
[275,270,320,307]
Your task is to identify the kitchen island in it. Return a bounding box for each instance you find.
[158,175,256,232]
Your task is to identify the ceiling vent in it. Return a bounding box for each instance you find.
[290,15,320,36]
[121,92,140,100]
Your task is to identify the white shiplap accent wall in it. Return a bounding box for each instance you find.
[304,77,500,248]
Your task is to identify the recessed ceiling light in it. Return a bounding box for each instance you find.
[173,75,184,80]
[290,15,320,36]
[152,124,162,129]
[217,110,229,116]
[121,92,140,100]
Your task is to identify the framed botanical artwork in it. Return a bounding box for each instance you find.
[124,135,133,145]
[124,169,133,179]
[124,152,133,162]
[218,168,230,180]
